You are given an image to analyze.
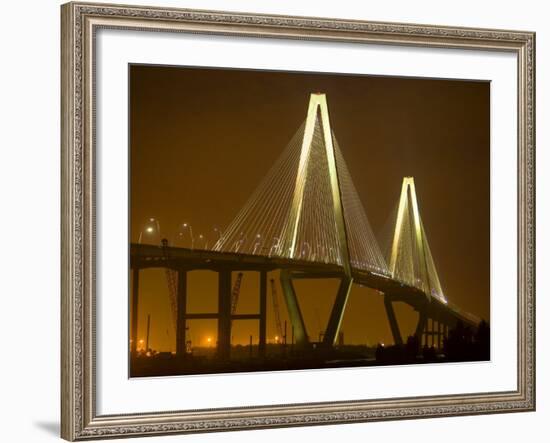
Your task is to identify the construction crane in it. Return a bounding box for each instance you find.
[230,273,244,325]
[161,239,178,330]
[164,268,178,330]
[163,236,244,332]
[270,278,284,341]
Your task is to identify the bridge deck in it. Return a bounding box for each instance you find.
[130,243,479,327]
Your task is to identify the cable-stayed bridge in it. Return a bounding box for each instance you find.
[130,93,481,359]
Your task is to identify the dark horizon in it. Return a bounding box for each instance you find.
[129,64,490,353]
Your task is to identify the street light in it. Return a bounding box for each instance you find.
[195,233,207,250]
[211,227,223,248]
[234,232,246,253]
[268,237,280,257]
[252,234,262,255]
[174,222,194,249]
[138,218,161,245]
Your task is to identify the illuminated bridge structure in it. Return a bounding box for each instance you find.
[130,93,481,359]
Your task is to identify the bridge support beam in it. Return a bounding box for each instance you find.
[176,270,187,356]
[217,270,232,359]
[415,308,428,345]
[280,270,308,347]
[258,270,267,357]
[384,295,403,346]
[323,277,353,347]
[131,268,140,355]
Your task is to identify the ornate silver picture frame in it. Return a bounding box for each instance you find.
[61,2,535,440]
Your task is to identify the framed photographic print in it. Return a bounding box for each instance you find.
[61,2,535,440]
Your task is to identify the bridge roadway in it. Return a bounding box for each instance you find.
[130,243,479,357]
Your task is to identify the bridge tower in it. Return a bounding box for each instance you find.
[388,176,445,302]
[386,176,447,345]
[279,93,353,348]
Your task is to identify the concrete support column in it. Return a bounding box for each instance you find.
[259,270,267,357]
[384,295,403,346]
[323,276,353,347]
[415,308,428,345]
[280,270,308,347]
[217,270,232,359]
[131,268,140,355]
[176,269,187,356]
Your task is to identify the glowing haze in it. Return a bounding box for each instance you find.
[129,65,490,352]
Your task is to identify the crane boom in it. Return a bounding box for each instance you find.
[230,273,244,324]
[161,240,178,330]
[270,278,284,339]
[164,269,178,330]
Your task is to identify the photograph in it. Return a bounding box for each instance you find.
[129,64,490,377]
[57,2,535,440]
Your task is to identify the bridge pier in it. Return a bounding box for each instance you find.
[131,268,140,355]
[384,295,403,346]
[323,276,353,347]
[217,270,232,360]
[176,269,187,356]
[280,270,308,347]
[419,315,452,351]
[259,270,267,357]
[415,307,428,345]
